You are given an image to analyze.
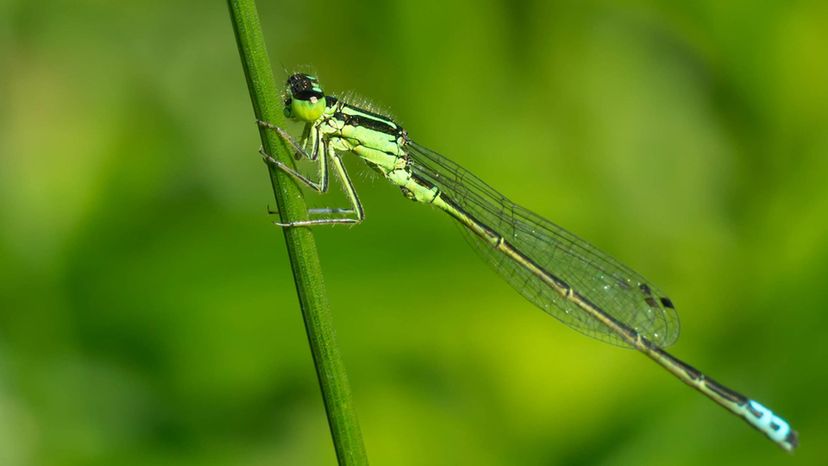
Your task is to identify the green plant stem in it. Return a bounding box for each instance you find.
[227,1,369,464]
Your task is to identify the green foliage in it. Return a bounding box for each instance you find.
[1,1,826,465]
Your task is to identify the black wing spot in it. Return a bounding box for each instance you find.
[644,297,659,308]
[659,297,674,309]
[639,283,653,296]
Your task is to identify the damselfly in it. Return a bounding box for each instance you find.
[258,73,797,451]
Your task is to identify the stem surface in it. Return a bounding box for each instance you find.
[227,2,369,464]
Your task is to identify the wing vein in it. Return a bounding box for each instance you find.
[407,141,680,347]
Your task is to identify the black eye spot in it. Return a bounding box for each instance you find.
[294,90,324,101]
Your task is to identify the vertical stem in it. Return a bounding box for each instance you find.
[227,1,369,464]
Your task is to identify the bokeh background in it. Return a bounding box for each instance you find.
[1,1,827,465]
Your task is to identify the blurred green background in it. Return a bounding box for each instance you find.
[1,0,827,465]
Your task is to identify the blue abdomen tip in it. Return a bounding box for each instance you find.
[747,400,795,449]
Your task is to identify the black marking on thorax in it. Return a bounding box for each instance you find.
[333,102,405,137]
[338,113,399,136]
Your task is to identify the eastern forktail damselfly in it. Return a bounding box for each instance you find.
[258,73,797,452]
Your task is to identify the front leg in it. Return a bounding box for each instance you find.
[257,119,320,161]
[259,147,328,193]
[257,120,329,193]
[272,142,365,228]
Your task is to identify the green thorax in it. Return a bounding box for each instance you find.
[320,97,409,171]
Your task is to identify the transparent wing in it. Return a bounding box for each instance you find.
[406,141,680,348]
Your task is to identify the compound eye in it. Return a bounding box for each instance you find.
[287,73,324,101]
